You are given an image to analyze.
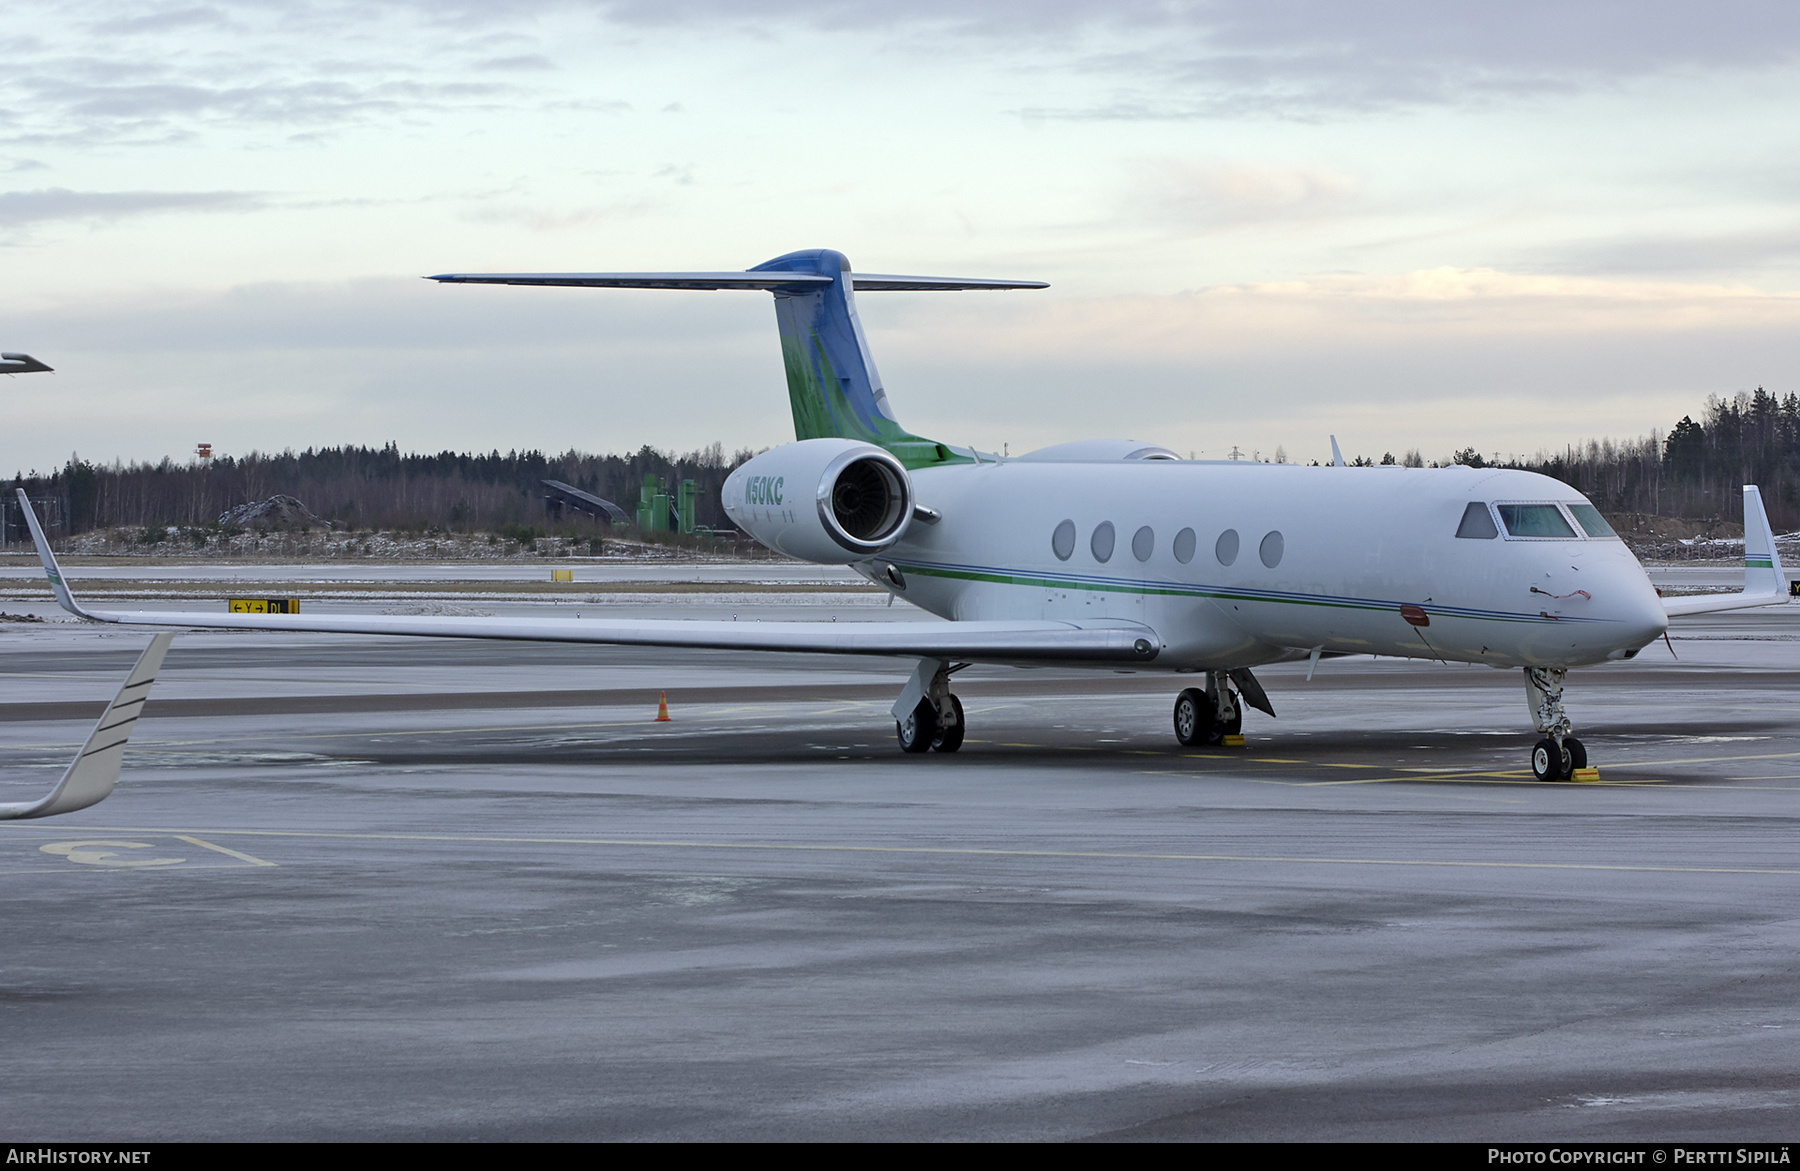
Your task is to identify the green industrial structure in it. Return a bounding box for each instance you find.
[636,474,698,534]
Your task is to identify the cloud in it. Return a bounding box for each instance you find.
[1512,226,1800,281]
[580,0,1798,118]
[460,196,667,231]
[475,54,556,72]
[90,6,231,36]
[581,0,1800,78]
[1128,157,1359,231]
[0,187,265,226]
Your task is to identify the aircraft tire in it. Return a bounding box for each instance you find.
[932,695,965,753]
[897,699,938,754]
[1564,736,1587,772]
[1531,737,1570,782]
[1174,688,1213,747]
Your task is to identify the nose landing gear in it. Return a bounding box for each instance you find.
[1525,666,1587,781]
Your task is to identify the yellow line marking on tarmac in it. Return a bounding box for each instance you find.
[21,825,1800,878]
[1606,749,1800,769]
[1137,767,1678,788]
[176,835,276,867]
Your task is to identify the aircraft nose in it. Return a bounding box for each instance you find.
[1606,563,1669,652]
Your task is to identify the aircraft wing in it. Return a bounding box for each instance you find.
[0,352,52,374]
[16,492,1158,666]
[0,632,172,820]
[1661,485,1792,617]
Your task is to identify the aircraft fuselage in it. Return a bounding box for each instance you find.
[860,461,1668,671]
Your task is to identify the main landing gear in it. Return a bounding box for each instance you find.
[1525,666,1587,781]
[1173,672,1244,747]
[894,658,965,754]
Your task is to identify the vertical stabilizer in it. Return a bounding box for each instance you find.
[750,250,958,468]
[1742,485,1788,597]
[427,252,1044,469]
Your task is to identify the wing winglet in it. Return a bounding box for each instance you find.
[0,633,174,819]
[1741,484,1788,597]
[16,489,96,619]
[1662,485,1791,617]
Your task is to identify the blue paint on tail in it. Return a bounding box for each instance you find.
[749,250,960,468]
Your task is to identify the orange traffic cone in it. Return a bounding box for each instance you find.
[655,691,671,722]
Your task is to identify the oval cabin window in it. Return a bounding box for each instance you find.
[1090,522,1116,563]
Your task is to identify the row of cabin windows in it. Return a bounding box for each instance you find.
[1051,520,1285,568]
[1456,501,1618,540]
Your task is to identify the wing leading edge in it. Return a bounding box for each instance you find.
[16,492,1158,666]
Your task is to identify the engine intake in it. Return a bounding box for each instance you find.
[724,439,916,563]
[819,446,910,552]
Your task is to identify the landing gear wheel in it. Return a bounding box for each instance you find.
[932,695,965,753]
[1531,737,1572,782]
[1174,688,1216,747]
[1563,736,1586,772]
[897,699,938,754]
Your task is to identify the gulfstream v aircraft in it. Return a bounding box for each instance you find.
[18,249,1791,785]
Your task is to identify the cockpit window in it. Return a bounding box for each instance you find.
[1498,503,1577,539]
[1455,502,1498,539]
[1567,503,1618,539]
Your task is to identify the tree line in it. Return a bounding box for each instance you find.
[6,442,755,540]
[1510,388,1800,529]
[8,387,1799,541]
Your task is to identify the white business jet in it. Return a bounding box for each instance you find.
[17,249,1790,784]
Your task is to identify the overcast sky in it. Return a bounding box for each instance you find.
[5,1,1799,473]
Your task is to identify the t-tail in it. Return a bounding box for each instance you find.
[428,249,1046,469]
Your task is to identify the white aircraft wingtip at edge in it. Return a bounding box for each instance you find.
[1661,485,1793,617]
[0,632,174,820]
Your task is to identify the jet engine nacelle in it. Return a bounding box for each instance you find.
[723,438,914,563]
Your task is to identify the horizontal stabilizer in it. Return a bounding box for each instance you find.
[428,271,832,290]
[427,272,1047,292]
[0,632,173,819]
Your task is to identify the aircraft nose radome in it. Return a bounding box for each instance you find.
[1610,568,1669,648]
